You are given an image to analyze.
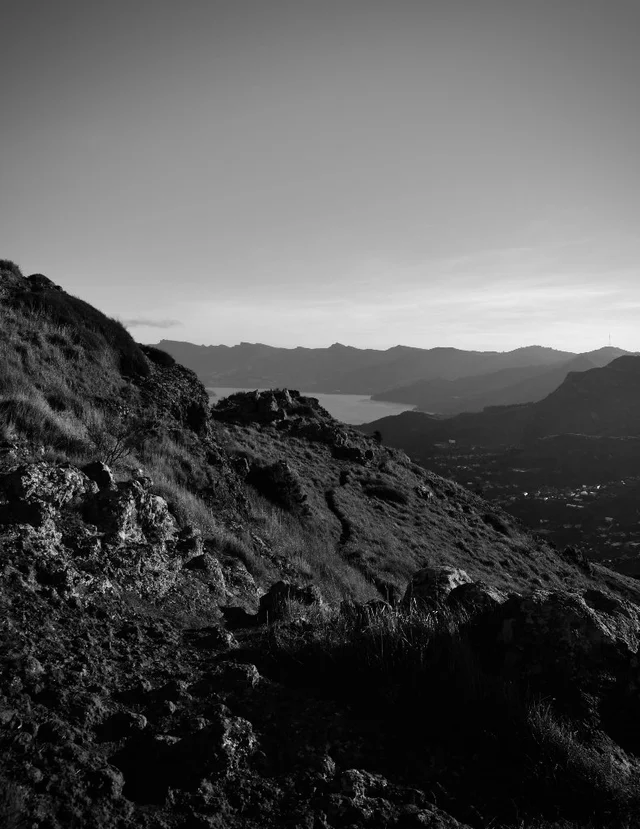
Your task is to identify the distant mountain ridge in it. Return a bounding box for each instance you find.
[152,339,614,397]
[359,354,640,452]
[372,347,631,414]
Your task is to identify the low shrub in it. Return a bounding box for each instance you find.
[139,344,176,368]
[247,460,309,514]
[0,260,23,278]
[246,605,640,828]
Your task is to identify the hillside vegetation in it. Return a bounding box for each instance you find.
[3,260,640,829]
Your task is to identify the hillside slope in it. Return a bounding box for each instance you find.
[4,260,640,829]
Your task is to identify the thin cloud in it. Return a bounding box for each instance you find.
[121,318,182,329]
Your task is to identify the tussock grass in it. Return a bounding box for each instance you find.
[246,490,377,602]
[0,780,24,829]
[247,604,640,829]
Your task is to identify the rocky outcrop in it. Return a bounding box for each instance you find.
[212,388,328,426]
[446,580,508,616]
[0,461,255,606]
[402,566,472,610]
[484,588,640,691]
[1,462,98,509]
[139,360,211,435]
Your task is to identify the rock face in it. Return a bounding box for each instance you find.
[402,566,472,610]
[446,580,508,616]
[487,588,640,690]
[1,462,98,509]
[212,388,326,426]
[0,460,257,606]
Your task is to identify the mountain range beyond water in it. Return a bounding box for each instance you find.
[153,339,633,415]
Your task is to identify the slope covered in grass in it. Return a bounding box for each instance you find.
[3,259,640,829]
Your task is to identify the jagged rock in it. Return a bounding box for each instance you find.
[402,566,472,609]
[484,589,640,693]
[171,704,258,782]
[86,480,177,544]
[219,558,259,613]
[100,711,148,740]
[175,526,204,561]
[329,769,470,828]
[0,499,58,528]
[415,484,434,500]
[1,462,97,507]
[258,580,324,623]
[212,388,325,426]
[208,662,261,692]
[190,626,238,651]
[82,461,117,491]
[183,552,227,600]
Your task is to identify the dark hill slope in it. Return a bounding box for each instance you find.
[528,355,640,438]
[5,261,640,828]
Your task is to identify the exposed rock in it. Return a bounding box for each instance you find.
[483,589,640,698]
[402,567,472,610]
[86,480,177,544]
[212,388,327,426]
[1,462,97,507]
[446,581,507,616]
[175,525,204,561]
[218,558,259,613]
[82,461,117,491]
[171,705,258,783]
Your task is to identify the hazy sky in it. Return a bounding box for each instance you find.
[3,0,640,351]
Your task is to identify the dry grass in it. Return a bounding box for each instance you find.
[246,604,640,828]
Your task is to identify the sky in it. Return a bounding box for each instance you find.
[2,0,640,352]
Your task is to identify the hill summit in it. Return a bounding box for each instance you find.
[3,259,640,828]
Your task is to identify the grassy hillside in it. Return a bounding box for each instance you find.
[4,259,640,829]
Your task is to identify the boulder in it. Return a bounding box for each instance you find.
[258,580,324,623]
[82,461,116,491]
[1,462,97,508]
[482,589,640,694]
[402,566,472,610]
[446,580,507,616]
[171,705,257,783]
[86,481,177,544]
